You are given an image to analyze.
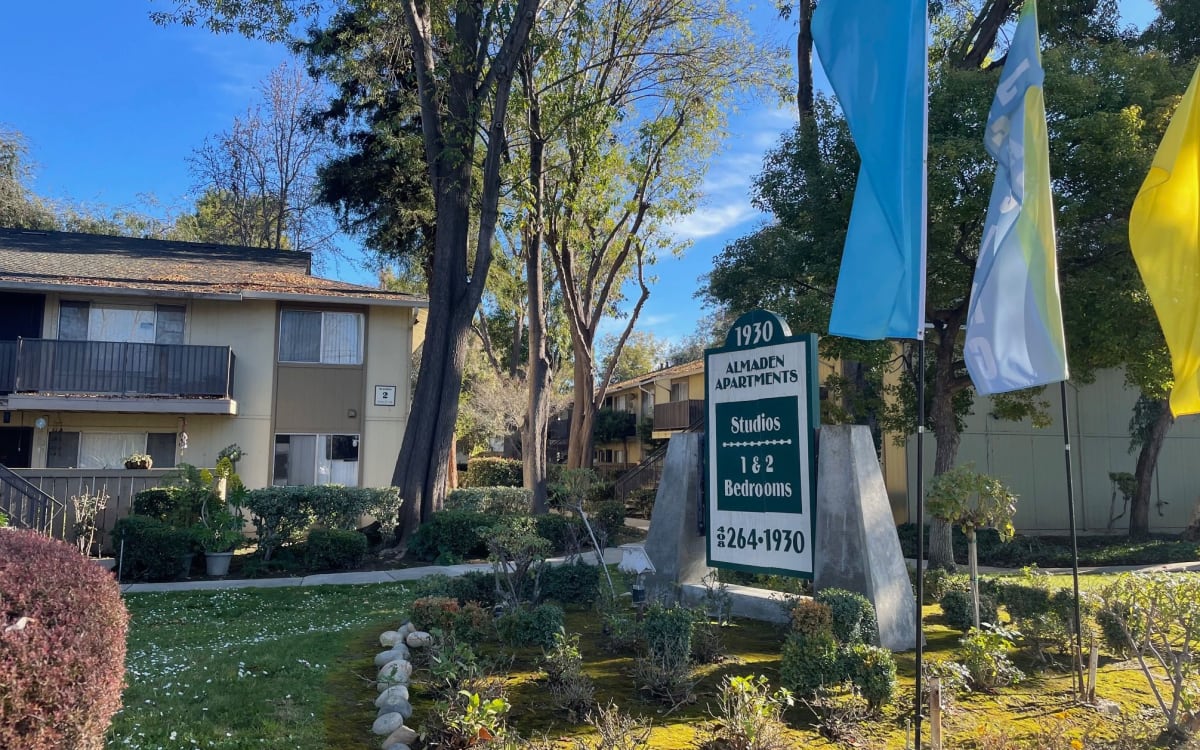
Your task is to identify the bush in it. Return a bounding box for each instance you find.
[959,626,1024,691]
[464,457,523,488]
[780,631,841,695]
[132,486,202,527]
[0,530,129,750]
[939,587,1000,632]
[842,644,897,710]
[534,512,583,554]
[111,516,193,582]
[448,570,500,608]
[496,603,565,648]
[303,528,367,571]
[410,596,490,641]
[588,499,626,542]
[408,510,494,562]
[701,674,793,750]
[642,603,695,662]
[541,561,601,607]
[626,487,656,518]
[445,486,532,514]
[244,485,400,561]
[816,588,878,645]
[790,599,834,637]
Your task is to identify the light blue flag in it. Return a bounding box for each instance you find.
[964,0,1068,395]
[813,0,926,341]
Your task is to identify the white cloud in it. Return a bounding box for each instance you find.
[668,202,759,240]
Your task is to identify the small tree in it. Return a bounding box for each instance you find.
[1100,573,1200,736]
[926,465,1016,630]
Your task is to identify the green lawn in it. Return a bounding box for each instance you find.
[108,584,414,750]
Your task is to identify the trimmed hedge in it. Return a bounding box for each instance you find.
[111,516,194,582]
[444,486,532,514]
[304,528,368,571]
[132,486,205,529]
[816,588,879,645]
[496,603,565,647]
[0,529,129,750]
[463,457,523,488]
[408,510,494,562]
[244,485,401,560]
[541,561,601,606]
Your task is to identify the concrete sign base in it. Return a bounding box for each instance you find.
[642,433,712,602]
[814,424,918,652]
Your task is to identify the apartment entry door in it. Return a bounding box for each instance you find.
[0,427,34,468]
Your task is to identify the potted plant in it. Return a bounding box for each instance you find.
[194,499,245,577]
[124,453,153,470]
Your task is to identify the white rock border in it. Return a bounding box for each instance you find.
[374,620,431,750]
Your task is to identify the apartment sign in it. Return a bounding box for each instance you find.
[705,310,818,578]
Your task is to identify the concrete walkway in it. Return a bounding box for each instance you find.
[907,558,1200,577]
[120,547,625,594]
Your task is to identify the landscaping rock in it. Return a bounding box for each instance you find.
[383,726,418,747]
[375,684,410,707]
[374,647,409,667]
[376,698,413,720]
[405,630,433,648]
[378,659,412,685]
[372,712,405,736]
[379,630,402,647]
[397,621,415,638]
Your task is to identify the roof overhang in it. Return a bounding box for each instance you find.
[0,280,427,308]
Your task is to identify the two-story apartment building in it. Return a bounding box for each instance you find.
[0,228,424,494]
[594,359,705,469]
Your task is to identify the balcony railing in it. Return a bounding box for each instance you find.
[1,339,234,399]
[653,399,705,432]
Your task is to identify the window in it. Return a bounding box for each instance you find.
[670,381,689,401]
[57,302,186,344]
[46,431,176,469]
[278,309,364,364]
[273,433,360,487]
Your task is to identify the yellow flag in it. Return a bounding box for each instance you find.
[1130,62,1200,416]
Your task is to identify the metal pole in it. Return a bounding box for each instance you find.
[914,336,926,748]
[1060,380,1085,700]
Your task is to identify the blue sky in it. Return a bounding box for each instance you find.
[1,0,1161,347]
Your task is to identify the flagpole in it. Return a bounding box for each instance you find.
[914,336,926,747]
[1060,381,1085,699]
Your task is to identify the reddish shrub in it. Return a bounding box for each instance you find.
[0,529,129,750]
[411,595,462,633]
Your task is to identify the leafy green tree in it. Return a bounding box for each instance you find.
[599,330,667,386]
[0,128,58,230]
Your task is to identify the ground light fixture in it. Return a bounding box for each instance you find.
[618,544,656,614]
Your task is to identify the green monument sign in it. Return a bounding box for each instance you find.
[705,310,818,577]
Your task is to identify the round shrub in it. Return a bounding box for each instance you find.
[463,457,523,488]
[939,588,999,632]
[411,596,463,633]
[496,603,565,647]
[111,515,194,582]
[541,561,601,607]
[0,529,129,750]
[408,510,494,562]
[790,598,834,637]
[303,528,367,571]
[642,603,696,661]
[588,500,626,541]
[626,487,656,518]
[816,588,878,645]
[780,631,840,695]
[842,643,897,709]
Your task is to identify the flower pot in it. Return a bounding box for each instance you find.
[178,553,195,580]
[124,459,152,470]
[205,551,234,577]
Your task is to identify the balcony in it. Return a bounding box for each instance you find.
[0,339,237,415]
[653,399,705,432]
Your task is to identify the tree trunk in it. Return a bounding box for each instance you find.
[568,349,597,469]
[1131,398,1174,539]
[523,78,553,513]
[796,0,814,119]
[928,329,961,571]
[447,433,459,490]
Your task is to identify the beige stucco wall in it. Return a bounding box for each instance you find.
[361,305,415,488]
[906,368,1200,535]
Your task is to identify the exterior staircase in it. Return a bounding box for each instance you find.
[613,413,705,503]
[0,462,66,538]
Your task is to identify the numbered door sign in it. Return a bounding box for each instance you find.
[705,310,818,578]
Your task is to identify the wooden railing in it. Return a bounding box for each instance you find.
[653,399,705,432]
[0,340,15,393]
[12,468,173,551]
[0,463,66,539]
[9,339,234,398]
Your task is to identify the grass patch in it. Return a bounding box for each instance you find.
[107,583,414,750]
